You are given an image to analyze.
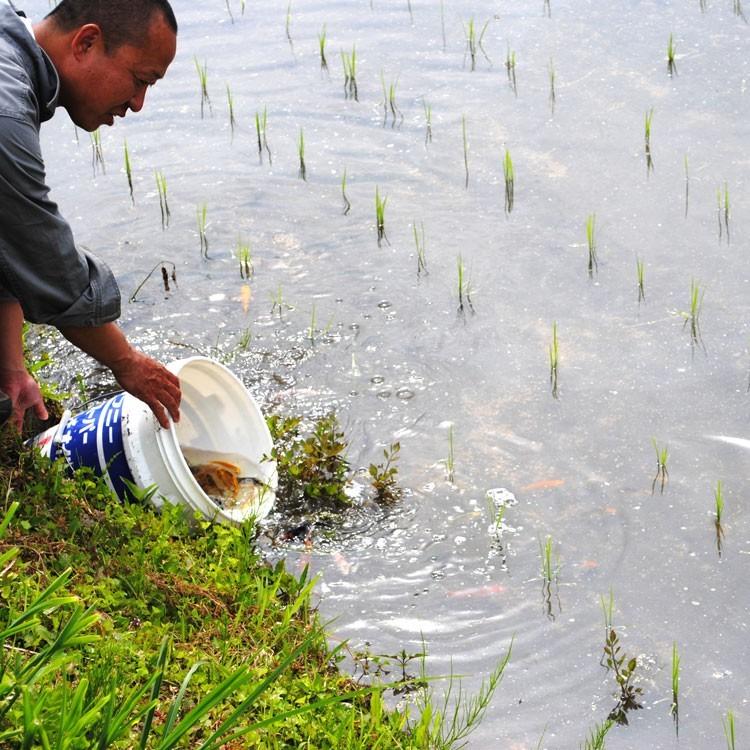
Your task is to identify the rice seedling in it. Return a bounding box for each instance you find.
[375,186,388,246]
[237,237,253,280]
[503,148,514,214]
[715,479,725,556]
[585,213,597,276]
[297,128,307,181]
[548,57,556,113]
[485,493,505,535]
[285,1,293,47]
[539,535,558,583]
[505,45,517,95]
[684,154,689,217]
[225,0,234,24]
[444,425,455,482]
[581,720,613,750]
[463,17,490,71]
[238,326,252,351]
[129,260,177,302]
[651,438,669,495]
[644,108,654,173]
[549,321,559,399]
[406,0,413,22]
[155,169,170,229]
[308,303,317,343]
[240,0,246,14]
[413,221,427,276]
[226,84,236,138]
[341,168,351,215]
[680,278,704,348]
[601,588,615,633]
[462,115,469,188]
[318,25,328,70]
[90,128,105,176]
[196,203,209,258]
[194,56,212,118]
[722,182,730,242]
[380,71,402,127]
[254,107,272,164]
[733,0,747,21]
[603,628,643,725]
[270,284,293,317]
[667,33,677,76]
[123,138,134,205]
[636,257,645,302]
[724,710,736,750]
[671,641,680,730]
[456,254,474,313]
[423,100,433,145]
[341,46,358,101]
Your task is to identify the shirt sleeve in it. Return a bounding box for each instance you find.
[0,112,120,327]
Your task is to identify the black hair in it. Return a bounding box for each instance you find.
[46,0,177,51]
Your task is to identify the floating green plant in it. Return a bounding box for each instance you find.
[375,186,388,246]
[503,148,514,214]
[445,425,455,482]
[297,128,307,181]
[603,628,643,725]
[226,84,236,138]
[715,479,725,556]
[636,257,645,302]
[380,71,402,127]
[423,100,433,145]
[463,17,490,71]
[585,213,597,276]
[90,128,105,176]
[254,107,272,164]
[462,115,469,188]
[196,203,209,258]
[671,641,680,730]
[369,442,403,504]
[341,45,358,100]
[123,138,134,205]
[341,168,351,215]
[317,25,328,70]
[194,56,211,118]
[548,57,556,113]
[549,321,559,399]
[505,44,517,95]
[667,33,677,76]
[237,237,253,280]
[651,438,669,494]
[644,108,654,173]
[155,169,170,229]
[456,254,474,313]
[724,710,736,750]
[681,278,704,348]
[413,221,427,276]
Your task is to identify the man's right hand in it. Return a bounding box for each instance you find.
[0,368,49,431]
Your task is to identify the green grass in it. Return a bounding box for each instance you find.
[154,169,170,229]
[667,33,677,75]
[651,438,669,494]
[375,186,388,246]
[123,138,134,205]
[90,128,105,176]
[715,479,725,556]
[671,642,680,720]
[381,71,402,126]
[505,44,517,94]
[255,106,271,163]
[194,56,211,118]
[600,588,614,632]
[539,535,558,583]
[318,25,328,69]
[549,321,559,399]
[636,257,645,302]
[585,213,597,276]
[237,237,253,280]
[644,108,654,172]
[413,221,427,276]
[463,17,489,71]
[581,720,613,750]
[456,254,474,313]
[681,278,704,347]
[298,128,307,181]
[503,148,514,214]
[341,167,351,215]
[724,710,736,750]
[196,203,209,258]
[341,45,358,100]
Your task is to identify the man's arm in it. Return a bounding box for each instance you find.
[60,323,180,429]
[0,300,48,430]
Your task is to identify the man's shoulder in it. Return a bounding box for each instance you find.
[0,34,35,121]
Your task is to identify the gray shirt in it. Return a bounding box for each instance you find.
[0,3,120,327]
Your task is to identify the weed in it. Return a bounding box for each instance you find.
[644,108,654,173]
[341,46,358,100]
[680,278,704,348]
[505,44,517,95]
[298,128,307,181]
[123,138,134,205]
[463,17,490,71]
[155,169,170,229]
[237,238,253,280]
[549,321,559,399]
[462,114,469,188]
[226,84,236,138]
[196,203,209,258]
[381,71,402,127]
[375,186,388,246]
[651,438,669,494]
[636,258,645,303]
[255,107,272,164]
[581,720,614,749]
[90,128,105,176]
[129,261,177,302]
[715,479,725,556]
[456,254,475,313]
[423,100,433,145]
[667,33,677,75]
[586,213,597,276]
[318,25,328,70]
[341,168,351,215]
[503,148,514,214]
[671,641,680,730]
[413,221,428,276]
[724,710,736,750]
[194,56,212,118]
[368,442,403,504]
[603,628,643,724]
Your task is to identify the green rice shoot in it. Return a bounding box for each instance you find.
[463,17,490,71]
[549,321,559,399]
[548,57,556,112]
[194,56,212,118]
[644,108,654,172]
[667,33,677,75]
[445,424,455,482]
[585,213,597,276]
[505,44,517,95]
[423,100,433,145]
[600,588,614,632]
[341,46,358,100]
[155,169,170,229]
[375,186,388,246]
[636,258,645,303]
[651,438,669,494]
[671,642,680,717]
[237,237,253,280]
[196,203,209,258]
[226,84,236,138]
[255,107,271,164]
[298,128,307,181]
[341,168,351,215]
[503,148,514,214]
[413,221,427,276]
[539,535,558,584]
[724,710,736,750]
[123,138,134,205]
[318,25,328,70]
[90,128,105,176]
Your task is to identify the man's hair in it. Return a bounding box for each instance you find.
[46,0,177,51]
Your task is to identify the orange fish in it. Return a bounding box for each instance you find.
[521,479,565,491]
[447,583,506,598]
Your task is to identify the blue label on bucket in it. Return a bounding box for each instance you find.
[49,393,135,501]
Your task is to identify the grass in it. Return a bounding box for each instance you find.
[644,108,654,173]
[318,25,328,70]
[549,321,559,399]
[342,45,358,100]
[581,720,613,750]
[381,71,402,127]
[636,257,645,302]
[667,33,677,75]
[445,425,455,482]
[503,148,514,214]
[298,128,307,181]
[123,138,134,205]
[255,107,271,164]
[90,128,105,176]
[194,56,212,118]
[226,84,236,138]
[237,237,253,280]
[539,535,558,583]
[671,641,680,726]
[681,278,704,348]
[155,169,170,229]
[341,168,351,215]
[413,221,427,276]
[456,254,474,313]
[423,100,433,145]
[196,203,209,258]
[505,44,517,95]
[724,710,736,750]
[462,115,469,188]
[651,438,669,494]
[375,186,388,246]
[463,17,489,71]
[715,479,725,556]
[585,213,597,276]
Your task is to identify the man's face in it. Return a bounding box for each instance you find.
[63,14,176,131]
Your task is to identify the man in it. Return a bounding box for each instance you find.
[0,0,181,431]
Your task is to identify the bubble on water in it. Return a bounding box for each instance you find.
[376,390,392,399]
[370,375,385,384]
[377,300,392,309]
[454,536,466,545]
[396,388,414,400]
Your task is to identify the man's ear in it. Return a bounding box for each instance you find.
[70,23,103,60]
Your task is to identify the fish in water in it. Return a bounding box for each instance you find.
[188,459,265,510]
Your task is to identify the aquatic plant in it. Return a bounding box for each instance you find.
[549,321,559,399]
[651,438,669,494]
[225,0,234,23]
[194,56,212,118]
[585,213,597,276]
[341,168,351,215]
[720,182,730,242]
[444,425,455,482]
[667,33,677,76]
[733,0,746,21]
[715,479,725,556]
[462,115,469,188]
[297,128,307,181]
[600,588,614,633]
[636,258,645,303]
[423,100,433,145]
[123,138,134,205]
[226,84,236,138]
[375,186,388,246]
[318,25,328,70]
[505,44,517,95]
[341,46,358,100]
[255,107,272,164]
[237,238,253,280]
[680,278,704,348]
[724,710,736,750]
[368,442,403,504]
[644,108,654,173]
[603,628,643,725]
[456,254,474,313]
[129,261,177,302]
[155,169,170,229]
[90,128,105,176]
[380,71,402,127]
[486,493,506,536]
[548,57,556,113]
[581,720,613,750]
[307,302,317,343]
[413,221,427,276]
[671,641,680,727]
[270,284,293,317]
[463,17,489,71]
[539,535,558,584]
[196,203,209,258]
[503,148,514,214]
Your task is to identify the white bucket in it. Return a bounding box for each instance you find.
[33,357,277,525]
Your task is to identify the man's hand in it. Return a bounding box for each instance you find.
[0,368,49,431]
[109,350,181,429]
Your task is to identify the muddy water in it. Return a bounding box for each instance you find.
[25,0,750,746]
